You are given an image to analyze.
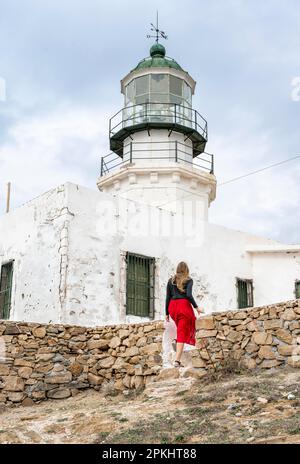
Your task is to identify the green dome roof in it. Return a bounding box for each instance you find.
[132,43,184,72]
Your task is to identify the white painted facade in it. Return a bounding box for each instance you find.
[1,44,299,326]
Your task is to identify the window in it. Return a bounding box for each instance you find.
[126,252,155,318]
[170,76,183,97]
[125,75,192,109]
[236,278,253,309]
[295,281,300,299]
[135,75,149,96]
[0,261,14,320]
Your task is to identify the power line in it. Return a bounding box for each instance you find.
[156,154,300,209]
[219,155,300,186]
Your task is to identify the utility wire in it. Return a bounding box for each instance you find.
[156,154,300,209]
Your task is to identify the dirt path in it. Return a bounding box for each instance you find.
[0,367,299,444]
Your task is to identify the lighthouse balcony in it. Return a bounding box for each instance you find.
[100,140,214,177]
[109,102,208,157]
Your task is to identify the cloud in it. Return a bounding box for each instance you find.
[0,102,110,212]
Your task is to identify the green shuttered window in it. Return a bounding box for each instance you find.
[236,278,253,309]
[0,261,14,320]
[295,281,300,299]
[126,252,155,318]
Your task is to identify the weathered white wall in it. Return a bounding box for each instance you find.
[251,252,300,306]
[0,185,71,323]
[1,181,298,327]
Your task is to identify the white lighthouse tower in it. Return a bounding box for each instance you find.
[97,30,216,220]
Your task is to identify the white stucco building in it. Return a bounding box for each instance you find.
[0,42,299,326]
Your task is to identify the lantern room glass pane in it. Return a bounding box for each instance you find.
[136,76,149,96]
[126,80,135,106]
[150,74,168,94]
[183,82,192,106]
[170,76,183,97]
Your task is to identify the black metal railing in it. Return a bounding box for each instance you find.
[109,102,208,140]
[100,141,214,177]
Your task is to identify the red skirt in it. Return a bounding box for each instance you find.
[168,298,196,346]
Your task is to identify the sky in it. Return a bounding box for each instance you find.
[0,0,299,244]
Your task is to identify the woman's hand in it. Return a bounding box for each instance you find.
[196,307,205,315]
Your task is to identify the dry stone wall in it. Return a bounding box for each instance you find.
[1,299,300,406]
[0,321,164,406]
[191,299,300,373]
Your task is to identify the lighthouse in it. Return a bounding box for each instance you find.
[97,31,216,220]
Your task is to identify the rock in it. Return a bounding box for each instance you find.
[87,339,109,350]
[257,397,268,404]
[36,353,55,362]
[246,321,259,332]
[0,365,10,375]
[18,367,33,379]
[263,320,282,330]
[260,359,281,368]
[275,329,293,344]
[22,397,35,407]
[252,332,273,345]
[281,309,297,321]
[112,357,126,370]
[245,342,259,353]
[87,373,103,386]
[198,330,218,338]
[196,317,215,330]
[278,345,296,356]
[234,311,248,320]
[139,344,158,355]
[97,356,116,369]
[13,359,34,367]
[287,393,296,400]
[118,329,130,339]
[288,355,300,368]
[182,368,207,379]
[191,358,207,368]
[4,324,21,335]
[32,327,46,338]
[2,376,25,392]
[136,337,147,347]
[258,346,276,360]
[7,392,25,402]
[109,336,121,349]
[289,321,300,331]
[122,374,132,389]
[227,404,239,410]
[45,372,72,384]
[157,368,180,380]
[242,358,257,369]
[131,375,144,389]
[47,388,71,399]
[69,362,83,376]
[227,331,243,343]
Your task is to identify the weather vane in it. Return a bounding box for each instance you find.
[147,11,168,43]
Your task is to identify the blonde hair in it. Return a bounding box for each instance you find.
[171,261,190,292]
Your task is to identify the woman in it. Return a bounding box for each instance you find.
[165,261,204,367]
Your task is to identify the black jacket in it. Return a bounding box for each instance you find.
[165,277,198,315]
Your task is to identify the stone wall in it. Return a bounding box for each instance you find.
[1,299,300,406]
[192,299,300,373]
[0,320,164,406]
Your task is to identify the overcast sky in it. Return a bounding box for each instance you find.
[0,0,299,244]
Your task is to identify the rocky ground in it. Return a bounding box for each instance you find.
[0,365,300,444]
